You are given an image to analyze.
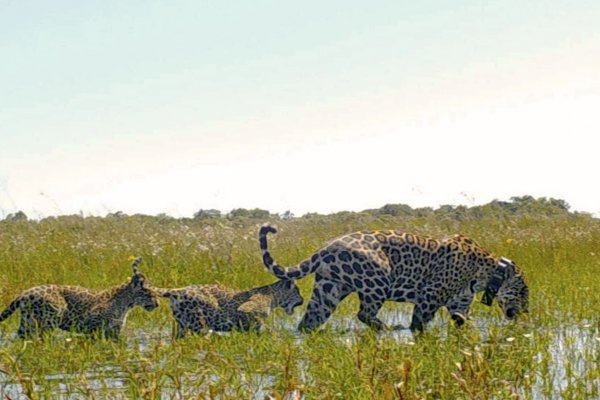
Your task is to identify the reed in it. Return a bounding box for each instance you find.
[0,211,598,398]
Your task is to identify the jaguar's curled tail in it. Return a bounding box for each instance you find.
[258,224,317,281]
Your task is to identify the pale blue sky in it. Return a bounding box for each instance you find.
[1,1,599,217]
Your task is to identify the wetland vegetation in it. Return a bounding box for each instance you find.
[0,197,598,399]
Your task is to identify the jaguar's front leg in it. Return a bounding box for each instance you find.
[446,292,474,327]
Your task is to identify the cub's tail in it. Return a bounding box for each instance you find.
[0,297,21,322]
[258,224,316,281]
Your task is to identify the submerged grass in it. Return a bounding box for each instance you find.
[0,212,599,398]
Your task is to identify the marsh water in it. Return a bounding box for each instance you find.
[1,307,598,400]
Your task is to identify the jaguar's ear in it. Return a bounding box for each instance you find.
[482,257,511,306]
[506,261,517,279]
[499,257,516,279]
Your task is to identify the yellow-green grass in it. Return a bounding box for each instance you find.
[0,213,599,399]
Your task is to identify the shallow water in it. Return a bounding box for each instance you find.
[531,323,600,400]
[1,309,598,399]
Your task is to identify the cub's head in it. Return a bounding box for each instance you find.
[128,257,160,312]
[271,279,303,315]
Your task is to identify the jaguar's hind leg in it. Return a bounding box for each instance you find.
[17,312,56,338]
[298,278,351,332]
[17,310,36,339]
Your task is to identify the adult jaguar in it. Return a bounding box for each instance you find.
[161,279,303,338]
[258,225,528,332]
[0,257,159,338]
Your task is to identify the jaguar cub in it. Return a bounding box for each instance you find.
[161,279,303,338]
[0,257,159,338]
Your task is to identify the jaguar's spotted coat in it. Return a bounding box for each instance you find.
[259,225,528,332]
[0,257,159,338]
[161,279,303,338]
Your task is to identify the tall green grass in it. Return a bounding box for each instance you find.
[0,212,599,398]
